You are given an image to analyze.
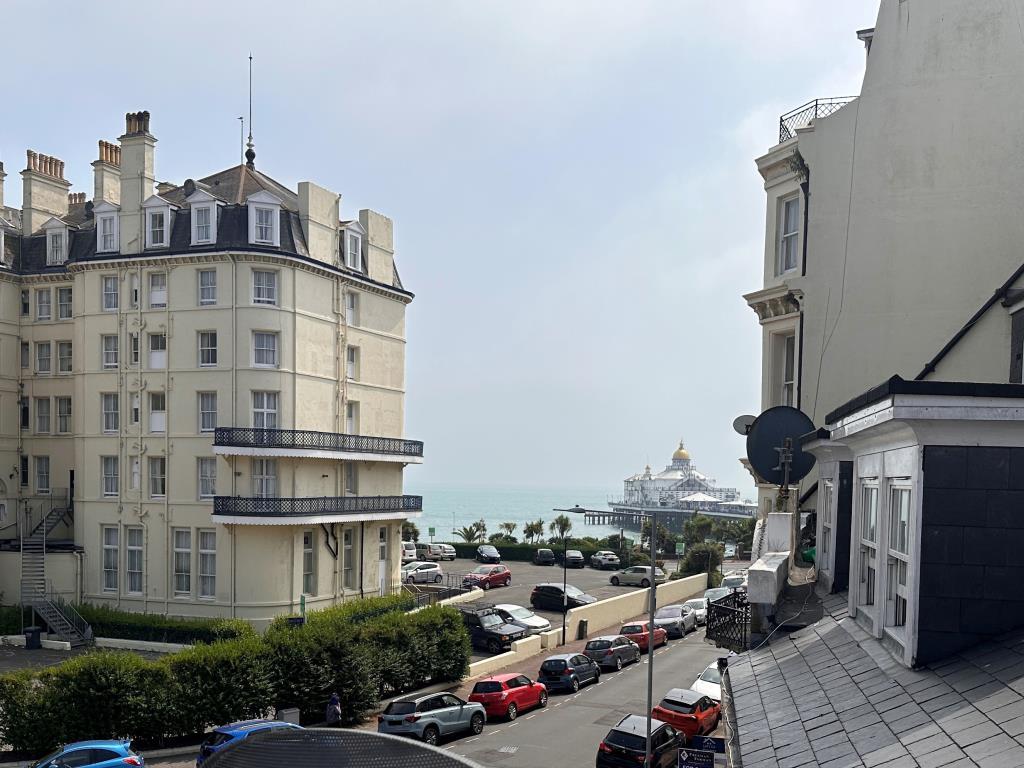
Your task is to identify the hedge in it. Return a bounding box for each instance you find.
[0,604,24,635]
[0,595,471,756]
[73,603,256,645]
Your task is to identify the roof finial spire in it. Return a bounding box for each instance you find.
[245,54,256,169]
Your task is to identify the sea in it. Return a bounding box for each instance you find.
[405,483,628,543]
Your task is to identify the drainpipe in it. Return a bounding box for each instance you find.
[230,256,238,619]
[359,521,365,599]
[73,549,83,604]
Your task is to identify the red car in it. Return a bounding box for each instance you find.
[619,620,667,652]
[468,673,548,720]
[651,688,720,738]
[462,564,512,590]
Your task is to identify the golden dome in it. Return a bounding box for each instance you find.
[672,440,690,461]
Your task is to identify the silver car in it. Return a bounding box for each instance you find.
[438,544,457,561]
[493,603,552,635]
[609,565,667,587]
[377,692,486,745]
[402,561,444,584]
[653,604,697,638]
[583,635,641,671]
[590,550,621,569]
[682,597,709,625]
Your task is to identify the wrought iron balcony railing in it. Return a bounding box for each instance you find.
[213,427,424,458]
[779,97,857,144]
[213,495,423,517]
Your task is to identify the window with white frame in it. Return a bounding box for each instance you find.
[345,292,359,325]
[302,530,315,595]
[35,398,50,433]
[20,342,28,369]
[199,331,217,367]
[20,289,29,316]
[98,214,118,253]
[859,482,879,608]
[126,526,142,595]
[345,401,359,434]
[102,275,119,311]
[247,192,281,246]
[149,456,166,498]
[102,334,119,369]
[346,232,362,271]
[777,195,800,274]
[147,210,167,248]
[102,456,119,497]
[130,274,139,308]
[198,269,216,305]
[193,206,213,244]
[379,526,388,563]
[58,341,72,373]
[130,332,140,366]
[252,391,278,429]
[149,272,167,308]
[887,485,911,629]
[173,528,191,595]
[199,530,216,599]
[773,333,796,407]
[47,229,65,265]
[252,270,278,305]
[102,393,119,433]
[102,526,118,592]
[343,528,355,589]
[56,397,71,434]
[253,331,278,367]
[346,346,359,380]
[57,287,72,319]
[130,393,140,425]
[198,392,217,432]
[198,457,216,499]
[254,207,275,244]
[36,289,51,320]
[252,459,277,498]
[148,333,166,368]
[149,392,166,433]
[130,457,140,490]
[36,342,51,373]
[344,462,358,495]
[35,456,50,494]
[820,480,833,573]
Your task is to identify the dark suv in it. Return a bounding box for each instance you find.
[476,545,501,563]
[458,607,528,654]
[529,583,597,612]
[597,714,681,768]
[533,548,556,565]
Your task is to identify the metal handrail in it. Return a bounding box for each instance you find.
[213,495,423,517]
[779,97,857,143]
[213,427,424,457]
[44,581,93,641]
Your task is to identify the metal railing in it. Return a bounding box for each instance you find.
[213,495,423,517]
[779,97,857,143]
[214,427,424,458]
[706,591,750,653]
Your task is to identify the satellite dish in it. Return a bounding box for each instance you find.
[732,415,756,436]
[745,406,816,486]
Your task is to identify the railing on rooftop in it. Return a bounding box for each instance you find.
[214,427,424,458]
[779,97,857,144]
[706,590,750,653]
[213,495,423,518]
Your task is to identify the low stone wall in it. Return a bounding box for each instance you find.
[95,637,190,653]
[1,634,71,651]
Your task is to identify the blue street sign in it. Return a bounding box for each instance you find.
[678,747,715,768]
[691,736,726,754]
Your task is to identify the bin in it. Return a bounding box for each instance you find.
[24,626,42,650]
[576,618,588,640]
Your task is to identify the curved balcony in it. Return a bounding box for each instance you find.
[212,427,424,464]
[212,495,423,525]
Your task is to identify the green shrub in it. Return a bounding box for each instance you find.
[678,542,723,578]
[74,603,255,645]
[265,592,415,638]
[0,604,25,635]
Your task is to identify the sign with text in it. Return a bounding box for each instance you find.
[690,736,726,754]
[678,747,715,768]
[429,527,436,537]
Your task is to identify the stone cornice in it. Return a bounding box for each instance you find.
[743,284,803,323]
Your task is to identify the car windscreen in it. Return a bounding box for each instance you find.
[567,550,582,556]
[684,600,706,610]
[480,546,497,553]
[505,607,533,620]
[722,577,744,587]
[471,566,491,574]
[32,749,63,768]
[705,589,730,601]
[200,732,233,749]
[541,659,567,672]
[659,698,697,714]
[655,607,682,618]
[565,585,584,597]
[480,614,502,628]
[472,681,503,694]
[621,624,644,634]
[585,639,612,650]
[384,701,417,715]
[605,729,646,752]
[700,666,722,684]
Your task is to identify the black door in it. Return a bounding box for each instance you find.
[833,462,853,593]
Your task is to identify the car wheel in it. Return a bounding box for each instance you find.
[506,702,518,721]
[570,677,580,693]
[422,725,440,745]
[615,656,623,671]
[434,574,443,583]
[481,581,490,591]
[611,576,620,586]
[504,577,511,587]
[634,650,641,664]
[486,639,502,655]
[406,576,415,584]
[539,690,548,708]
[593,669,601,684]
[470,712,484,734]
[641,578,650,588]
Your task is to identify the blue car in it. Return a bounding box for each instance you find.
[31,740,143,767]
[196,720,302,765]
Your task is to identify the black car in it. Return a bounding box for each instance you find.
[458,606,528,654]
[529,583,597,613]
[597,714,681,768]
[564,549,585,568]
[533,548,556,566]
[537,653,601,693]
[476,545,501,563]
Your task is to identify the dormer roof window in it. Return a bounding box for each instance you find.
[142,194,177,250]
[42,217,70,266]
[186,188,222,246]
[94,201,120,254]
[342,221,366,272]
[246,190,282,248]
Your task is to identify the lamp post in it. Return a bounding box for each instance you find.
[553,506,585,646]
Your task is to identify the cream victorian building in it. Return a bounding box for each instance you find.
[0,111,422,632]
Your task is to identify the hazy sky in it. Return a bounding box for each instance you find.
[2,1,878,496]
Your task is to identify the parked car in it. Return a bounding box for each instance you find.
[619,620,667,652]
[458,606,528,653]
[438,543,458,561]
[596,714,681,768]
[476,544,502,563]
[493,603,552,634]
[721,573,747,592]
[583,635,641,671]
[529,583,597,612]
[533,548,556,565]
[651,688,720,739]
[704,587,731,604]
[469,673,548,720]
[691,661,723,701]
[682,597,709,625]
[610,565,667,587]
[724,543,737,558]
[564,549,586,568]
[537,652,601,693]
[30,740,145,768]
[653,604,696,638]
[401,541,417,564]
[415,542,444,561]
[590,550,621,569]
[402,561,444,584]
[377,692,485,745]
[463,564,512,590]
[196,721,301,765]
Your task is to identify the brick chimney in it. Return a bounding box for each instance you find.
[118,111,156,254]
[21,149,71,234]
[92,140,121,205]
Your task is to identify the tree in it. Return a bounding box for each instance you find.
[640,519,673,553]
[678,542,723,578]
[455,520,487,544]
[499,521,517,538]
[548,514,573,544]
[607,533,633,552]
[488,532,518,545]
[522,519,545,545]
[401,521,420,542]
[683,515,714,546]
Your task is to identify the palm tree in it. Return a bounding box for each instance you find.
[523,519,545,545]
[548,514,572,544]
[455,520,487,544]
[499,521,517,538]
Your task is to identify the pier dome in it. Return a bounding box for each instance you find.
[672,440,691,462]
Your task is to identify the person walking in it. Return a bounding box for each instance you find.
[325,693,342,727]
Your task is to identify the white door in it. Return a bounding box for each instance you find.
[378,526,388,596]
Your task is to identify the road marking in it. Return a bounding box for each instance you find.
[525,714,536,720]
[467,737,480,743]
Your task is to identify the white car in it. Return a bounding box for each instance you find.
[723,544,737,558]
[492,603,552,635]
[590,550,621,570]
[691,662,722,701]
[610,566,666,587]
[402,561,444,584]
[438,544,458,561]
[720,574,747,593]
[401,541,417,564]
[682,597,709,625]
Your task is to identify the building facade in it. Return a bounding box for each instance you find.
[0,111,422,627]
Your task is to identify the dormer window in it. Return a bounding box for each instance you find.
[195,207,211,242]
[255,208,274,243]
[42,218,69,265]
[186,189,221,246]
[142,195,177,250]
[346,233,362,271]
[149,211,166,247]
[94,201,120,254]
[246,190,282,247]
